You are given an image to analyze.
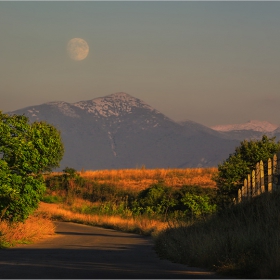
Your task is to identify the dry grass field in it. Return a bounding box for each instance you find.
[53,167,218,191]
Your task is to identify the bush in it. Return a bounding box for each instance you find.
[133,183,175,218]
[180,193,217,219]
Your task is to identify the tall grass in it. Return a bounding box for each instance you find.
[0,211,55,248]
[154,190,280,278]
[38,201,168,236]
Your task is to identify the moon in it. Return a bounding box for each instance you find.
[67,38,89,61]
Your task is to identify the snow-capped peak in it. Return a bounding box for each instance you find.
[73,92,157,117]
[211,120,279,133]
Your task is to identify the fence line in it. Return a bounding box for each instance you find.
[237,152,280,203]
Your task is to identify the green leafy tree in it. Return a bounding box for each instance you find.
[213,135,280,208]
[0,112,64,222]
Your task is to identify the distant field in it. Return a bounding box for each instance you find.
[71,167,218,190]
[42,167,218,237]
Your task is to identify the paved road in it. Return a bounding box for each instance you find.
[0,222,219,279]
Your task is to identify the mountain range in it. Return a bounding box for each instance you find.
[6,92,280,170]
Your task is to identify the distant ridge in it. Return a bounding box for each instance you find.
[5,92,253,170]
[211,120,279,133]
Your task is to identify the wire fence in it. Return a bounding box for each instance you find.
[237,152,280,203]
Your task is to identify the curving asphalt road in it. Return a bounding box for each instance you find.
[0,221,220,279]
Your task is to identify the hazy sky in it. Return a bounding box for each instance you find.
[1,1,280,127]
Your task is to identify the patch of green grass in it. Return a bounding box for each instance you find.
[41,195,63,204]
[0,240,11,249]
[0,239,32,249]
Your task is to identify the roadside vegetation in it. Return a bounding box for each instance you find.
[0,211,55,248]
[38,201,168,236]
[155,191,280,278]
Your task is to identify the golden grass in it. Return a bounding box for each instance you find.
[50,167,217,191]
[0,212,55,247]
[38,201,168,236]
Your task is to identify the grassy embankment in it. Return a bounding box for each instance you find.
[155,191,280,278]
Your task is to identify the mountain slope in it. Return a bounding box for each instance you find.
[8,92,239,170]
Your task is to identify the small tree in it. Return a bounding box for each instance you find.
[63,167,78,180]
[213,135,280,208]
[0,112,64,222]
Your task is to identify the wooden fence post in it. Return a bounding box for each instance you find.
[256,162,261,196]
[243,178,248,199]
[273,154,277,191]
[276,152,280,191]
[247,173,251,199]
[238,188,241,203]
[268,158,272,192]
[252,170,256,197]
[260,160,265,193]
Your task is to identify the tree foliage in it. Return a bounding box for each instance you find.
[136,183,176,216]
[0,112,64,222]
[213,135,280,208]
[181,193,217,218]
